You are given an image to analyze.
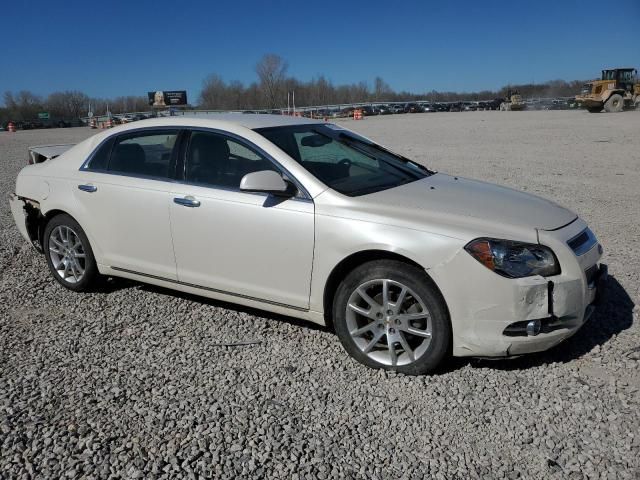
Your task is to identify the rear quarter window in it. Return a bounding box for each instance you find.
[85,137,114,170]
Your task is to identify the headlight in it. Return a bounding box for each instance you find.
[464,238,560,278]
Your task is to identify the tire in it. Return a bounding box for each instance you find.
[587,107,602,113]
[43,214,99,292]
[333,260,451,375]
[604,94,624,113]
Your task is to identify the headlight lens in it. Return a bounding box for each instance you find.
[465,238,560,278]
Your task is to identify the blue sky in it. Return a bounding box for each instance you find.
[1,0,638,103]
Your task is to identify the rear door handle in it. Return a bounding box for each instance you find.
[173,196,201,208]
[78,184,97,193]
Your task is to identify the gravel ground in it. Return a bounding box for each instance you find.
[1,111,639,479]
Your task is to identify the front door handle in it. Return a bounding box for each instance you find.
[173,196,201,208]
[78,184,97,193]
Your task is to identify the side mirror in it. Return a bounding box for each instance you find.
[240,170,292,196]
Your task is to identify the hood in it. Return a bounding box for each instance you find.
[357,174,577,232]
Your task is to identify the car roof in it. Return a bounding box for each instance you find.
[126,113,325,130]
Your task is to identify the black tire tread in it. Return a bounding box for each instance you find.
[333,259,451,375]
[43,213,99,292]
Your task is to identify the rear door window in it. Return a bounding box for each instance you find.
[107,130,179,179]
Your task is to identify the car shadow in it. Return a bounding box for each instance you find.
[451,274,635,373]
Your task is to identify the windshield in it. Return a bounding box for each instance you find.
[255,124,432,196]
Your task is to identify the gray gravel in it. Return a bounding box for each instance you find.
[1,111,639,479]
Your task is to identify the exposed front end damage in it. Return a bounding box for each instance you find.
[9,193,44,253]
[429,218,607,358]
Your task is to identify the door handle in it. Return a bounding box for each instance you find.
[173,196,201,208]
[78,184,97,193]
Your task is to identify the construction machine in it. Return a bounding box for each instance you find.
[576,68,640,113]
[500,89,526,111]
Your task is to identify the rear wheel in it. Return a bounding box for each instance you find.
[333,260,451,375]
[604,94,624,113]
[44,214,99,291]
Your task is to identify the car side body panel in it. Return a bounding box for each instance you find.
[169,184,315,309]
[71,172,178,280]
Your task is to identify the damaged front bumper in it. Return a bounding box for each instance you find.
[430,218,606,357]
[499,263,607,356]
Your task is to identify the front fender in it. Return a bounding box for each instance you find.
[309,213,465,313]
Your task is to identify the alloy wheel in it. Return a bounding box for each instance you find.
[48,225,86,284]
[345,279,432,366]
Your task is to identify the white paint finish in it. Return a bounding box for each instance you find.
[169,184,314,309]
[72,172,178,280]
[9,114,604,359]
[28,144,75,161]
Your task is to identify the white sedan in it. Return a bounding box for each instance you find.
[9,114,607,374]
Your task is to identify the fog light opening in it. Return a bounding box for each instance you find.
[526,319,541,337]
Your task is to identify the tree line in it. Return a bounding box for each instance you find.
[0,90,149,124]
[201,55,585,109]
[1,54,586,123]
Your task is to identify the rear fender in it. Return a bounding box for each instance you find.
[9,194,45,252]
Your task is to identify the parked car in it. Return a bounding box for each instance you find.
[404,103,424,113]
[9,114,607,374]
[376,105,393,115]
[389,104,405,114]
[359,105,376,116]
[421,104,438,112]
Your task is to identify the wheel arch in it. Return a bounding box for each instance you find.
[37,209,80,251]
[322,249,448,328]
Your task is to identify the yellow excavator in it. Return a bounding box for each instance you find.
[500,89,526,111]
[576,68,640,113]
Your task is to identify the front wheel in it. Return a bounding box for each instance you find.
[604,94,624,113]
[44,214,99,291]
[333,260,451,375]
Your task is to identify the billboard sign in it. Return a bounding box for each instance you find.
[38,112,50,120]
[148,90,188,107]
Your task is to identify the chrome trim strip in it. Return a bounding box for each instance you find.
[110,266,309,312]
[173,197,201,207]
[78,125,313,201]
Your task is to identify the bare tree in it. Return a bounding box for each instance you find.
[200,74,229,109]
[2,90,43,121]
[46,90,89,118]
[255,54,288,109]
[374,77,391,101]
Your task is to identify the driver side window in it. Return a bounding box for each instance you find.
[185,131,278,189]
